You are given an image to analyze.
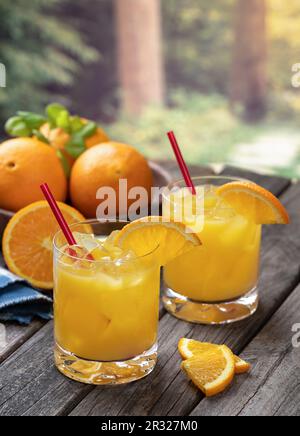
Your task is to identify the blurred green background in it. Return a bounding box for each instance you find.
[1,0,300,178]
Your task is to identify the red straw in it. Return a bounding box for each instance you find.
[40,183,77,246]
[167,131,196,195]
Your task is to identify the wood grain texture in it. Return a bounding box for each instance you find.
[190,284,300,416]
[0,322,92,416]
[0,321,43,364]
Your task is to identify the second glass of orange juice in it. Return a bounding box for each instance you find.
[162,177,262,324]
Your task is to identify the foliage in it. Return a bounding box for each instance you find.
[162,0,300,103]
[0,0,99,130]
[162,0,235,96]
[105,91,300,178]
[106,91,255,162]
[268,0,300,92]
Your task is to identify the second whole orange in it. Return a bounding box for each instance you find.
[70,142,153,218]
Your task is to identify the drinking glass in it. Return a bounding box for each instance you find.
[162,176,262,324]
[53,220,160,385]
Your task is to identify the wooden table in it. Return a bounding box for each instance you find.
[0,163,299,417]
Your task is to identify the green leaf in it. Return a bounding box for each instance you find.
[5,116,22,135]
[79,121,97,139]
[56,110,71,132]
[56,149,71,178]
[70,116,84,133]
[65,136,86,158]
[17,111,46,129]
[32,129,50,144]
[5,116,32,137]
[46,103,69,128]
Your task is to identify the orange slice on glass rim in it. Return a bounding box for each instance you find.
[2,201,86,290]
[217,181,290,224]
[178,338,251,375]
[115,216,202,266]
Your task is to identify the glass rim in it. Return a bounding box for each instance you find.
[162,175,252,201]
[53,219,160,264]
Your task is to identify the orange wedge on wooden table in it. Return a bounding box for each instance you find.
[217,181,290,224]
[181,345,235,397]
[2,201,85,290]
[115,216,202,265]
[178,338,251,375]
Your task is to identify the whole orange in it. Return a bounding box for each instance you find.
[70,142,153,218]
[40,121,109,167]
[0,138,67,212]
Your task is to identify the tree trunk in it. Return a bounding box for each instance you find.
[115,0,165,115]
[230,0,267,121]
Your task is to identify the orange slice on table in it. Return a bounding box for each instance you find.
[181,345,235,397]
[178,338,251,375]
[115,216,202,266]
[217,182,290,224]
[2,201,86,290]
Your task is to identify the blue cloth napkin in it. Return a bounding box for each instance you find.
[0,254,53,325]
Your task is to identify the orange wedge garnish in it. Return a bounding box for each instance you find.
[181,345,235,397]
[115,216,201,266]
[2,201,86,289]
[178,338,251,375]
[217,181,290,224]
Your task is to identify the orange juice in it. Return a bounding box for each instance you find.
[54,253,160,362]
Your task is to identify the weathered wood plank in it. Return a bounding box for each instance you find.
[0,322,93,416]
[69,174,297,416]
[190,283,300,416]
[0,321,44,364]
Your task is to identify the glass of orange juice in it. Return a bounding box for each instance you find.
[162,177,262,325]
[53,220,160,385]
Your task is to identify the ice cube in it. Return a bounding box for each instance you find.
[73,232,99,252]
[59,245,96,270]
[114,249,137,266]
[90,245,111,262]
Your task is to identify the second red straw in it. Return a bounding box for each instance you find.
[167,131,196,195]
